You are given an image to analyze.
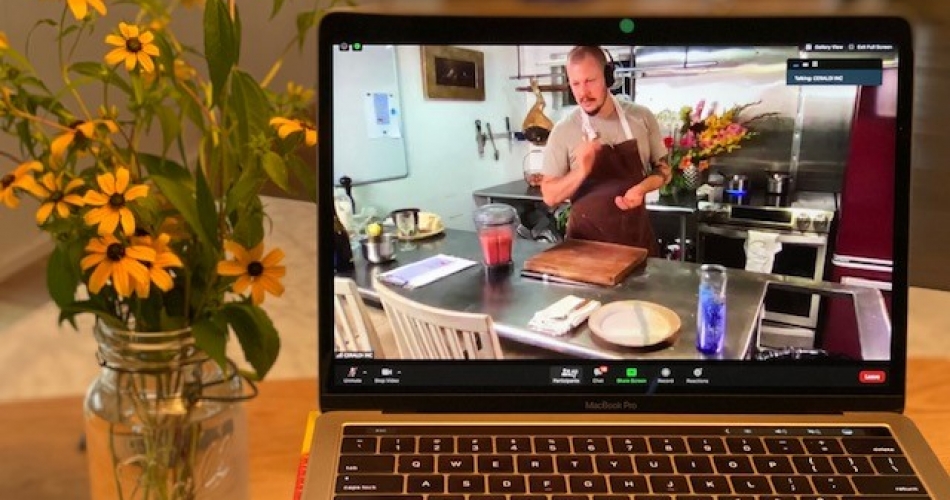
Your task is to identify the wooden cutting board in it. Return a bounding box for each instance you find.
[523,238,648,286]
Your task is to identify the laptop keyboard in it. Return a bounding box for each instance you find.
[333,425,929,499]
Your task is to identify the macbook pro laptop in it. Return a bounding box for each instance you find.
[307,9,950,499]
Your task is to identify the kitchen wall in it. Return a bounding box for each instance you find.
[349,45,531,231]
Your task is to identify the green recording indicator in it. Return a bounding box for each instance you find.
[619,18,635,34]
[352,42,363,51]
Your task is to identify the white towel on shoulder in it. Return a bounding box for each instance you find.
[744,230,783,273]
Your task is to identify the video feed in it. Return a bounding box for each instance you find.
[330,43,899,365]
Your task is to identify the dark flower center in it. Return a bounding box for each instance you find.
[106,243,126,262]
[109,193,125,207]
[49,191,64,202]
[126,38,142,53]
[134,227,151,237]
[68,120,89,145]
[0,174,13,189]
[247,261,264,277]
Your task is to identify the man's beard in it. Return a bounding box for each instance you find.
[582,96,605,116]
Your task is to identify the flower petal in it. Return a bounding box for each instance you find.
[124,52,137,71]
[114,167,130,194]
[67,0,87,20]
[35,202,54,225]
[105,47,127,67]
[138,31,154,44]
[263,265,286,278]
[250,282,266,305]
[63,194,85,207]
[87,0,107,15]
[150,268,175,291]
[216,261,246,276]
[261,248,285,267]
[119,22,132,39]
[223,240,250,265]
[305,128,317,147]
[124,260,151,287]
[258,273,285,297]
[125,244,156,263]
[137,52,155,73]
[50,132,74,159]
[119,208,136,235]
[142,43,160,57]
[55,202,71,219]
[83,191,109,206]
[80,252,106,271]
[105,34,126,47]
[88,261,112,294]
[248,242,265,262]
[155,252,183,269]
[77,121,97,138]
[96,172,116,195]
[97,211,121,235]
[123,184,148,202]
[233,274,252,294]
[111,261,131,297]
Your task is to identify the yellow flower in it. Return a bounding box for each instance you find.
[66,0,106,21]
[34,172,85,224]
[50,119,118,162]
[80,234,155,298]
[0,161,43,209]
[217,240,286,305]
[105,22,160,73]
[286,81,315,104]
[83,167,149,235]
[130,233,183,297]
[0,31,8,51]
[269,117,316,147]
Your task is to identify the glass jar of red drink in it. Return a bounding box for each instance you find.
[473,203,519,274]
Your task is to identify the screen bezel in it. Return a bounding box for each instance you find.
[317,12,914,414]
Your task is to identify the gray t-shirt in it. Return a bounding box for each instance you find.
[541,100,668,178]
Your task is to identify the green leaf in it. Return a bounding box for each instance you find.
[47,245,78,309]
[270,0,286,19]
[194,165,219,245]
[228,69,271,154]
[295,11,319,51]
[286,154,317,202]
[231,196,264,249]
[203,0,238,106]
[154,105,181,156]
[261,151,290,193]
[193,316,229,371]
[138,153,213,248]
[224,160,267,215]
[58,301,124,330]
[221,303,280,381]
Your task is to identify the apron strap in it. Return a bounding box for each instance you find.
[580,95,648,175]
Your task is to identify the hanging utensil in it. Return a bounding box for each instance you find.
[475,120,485,158]
[486,122,499,161]
[505,117,513,152]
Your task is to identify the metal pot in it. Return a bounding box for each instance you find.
[727,174,748,193]
[766,173,792,196]
[360,233,397,263]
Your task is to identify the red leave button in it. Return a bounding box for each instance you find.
[859,370,887,384]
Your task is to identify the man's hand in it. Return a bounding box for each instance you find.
[615,185,646,210]
[574,136,602,175]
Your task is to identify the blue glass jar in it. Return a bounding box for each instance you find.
[697,264,728,354]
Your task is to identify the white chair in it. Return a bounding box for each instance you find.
[334,277,383,356]
[374,279,504,360]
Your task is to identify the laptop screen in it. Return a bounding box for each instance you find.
[320,13,913,412]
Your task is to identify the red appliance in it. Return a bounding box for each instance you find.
[820,68,897,360]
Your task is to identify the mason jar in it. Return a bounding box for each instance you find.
[696,264,728,355]
[83,322,252,500]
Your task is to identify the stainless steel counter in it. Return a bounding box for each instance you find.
[341,228,773,360]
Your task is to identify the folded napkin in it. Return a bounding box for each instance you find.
[528,295,602,337]
[744,230,783,273]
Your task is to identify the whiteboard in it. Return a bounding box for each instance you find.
[332,45,409,186]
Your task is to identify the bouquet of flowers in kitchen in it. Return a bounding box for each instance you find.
[660,99,776,194]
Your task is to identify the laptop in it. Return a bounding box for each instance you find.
[307,9,950,499]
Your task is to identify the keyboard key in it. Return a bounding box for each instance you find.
[335,474,404,493]
[488,475,526,493]
[438,455,474,473]
[674,455,713,473]
[726,437,766,454]
[573,437,610,453]
[509,496,547,500]
[496,437,532,453]
[398,456,434,473]
[714,455,754,474]
[765,437,806,454]
[714,497,755,500]
[804,438,845,454]
[529,475,567,494]
[380,437,416,453]
[459,437,493,453]
[754,456,794,474]
[338,455,396,473]
[611,436,648,453]
[595,455,634,473]
[419,437,454,453]
[758,497,797,500]
[341,437,377,454]
[429,496,465,500]
[557,455,594,473]
[851,475,927,495]
[636,455,674,473]
[608,475,650,493]
[570,475,609,494]
[675,496,715,500]
[833,456,875,475]
[771,475,814,495]
[333,496,422,500]
[447,475,485,493]
[649,437,687,453]
[812,475,856,495]
[689,475,731,494]
[842,437,902,455]
[550,496,591,500]
[470,496,506,500]
[688,436,726,454]
[649,475,691,494]
[518,455,555,473]
[793,456,835,474]
[478,455,515,473]
[872,455,915,475]
[407,475,444,493]
[730,475,774,495]
[535,437,571,453]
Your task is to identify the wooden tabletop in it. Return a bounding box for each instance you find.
[1,358,949,499]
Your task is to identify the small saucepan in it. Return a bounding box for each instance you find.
[766,172,793,196]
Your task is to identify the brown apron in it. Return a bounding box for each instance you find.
[566,137,660,257]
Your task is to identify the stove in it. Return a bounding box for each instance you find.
[697,190,838,235]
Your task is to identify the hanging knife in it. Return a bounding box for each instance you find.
[486,122,499,161]
[475,120,484,158]
[505,117,512,151]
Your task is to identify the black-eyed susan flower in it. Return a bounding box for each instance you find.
[0,161,43,209]
[131,233,183,298]
[269,117,316,147]
[34,172,85,225]
[83,167,149,236]
[216,240,286,305]
[50,119,118,162]
[66,0,106,21]
[105,22,159,74]
[80,234,155,298]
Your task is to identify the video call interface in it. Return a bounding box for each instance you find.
[329,40,901,391]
